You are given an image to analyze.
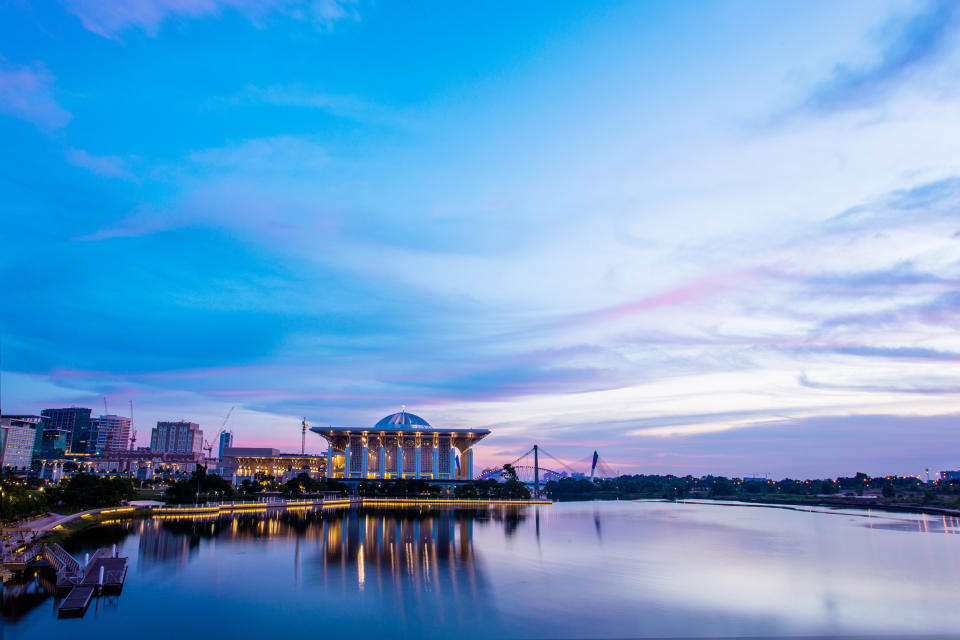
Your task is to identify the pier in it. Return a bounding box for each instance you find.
[45,544,128,617]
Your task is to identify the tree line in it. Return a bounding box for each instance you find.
[545,472,960,504]
[1,472,138,521]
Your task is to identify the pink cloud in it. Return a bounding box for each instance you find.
[576,267,761,326]
[0,60,71,130]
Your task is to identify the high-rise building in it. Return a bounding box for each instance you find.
[0,417,39,470]
[218,430,234,459]
[96,414,132,453]
[150,421,204,454]
[40,407,94,454]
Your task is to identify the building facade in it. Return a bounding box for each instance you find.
[150,421,204,454]
[96,414,132,453]
[311,410,489,481]
[84,450,205,480]
[218,447,327,485]
[40,407,94,454]
[218,430,234,460]
[0,417,37,470]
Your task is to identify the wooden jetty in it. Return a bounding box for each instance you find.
[58,585,95,617]
[55,545,128,617]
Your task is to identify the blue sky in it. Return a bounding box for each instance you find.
[2,0,960,477]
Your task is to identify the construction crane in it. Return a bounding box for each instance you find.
[301,417,308,455]
[203,406,234,459]
[129,400,137,450]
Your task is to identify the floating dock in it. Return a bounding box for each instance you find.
[55,545,128,617]
[58,585,95,617]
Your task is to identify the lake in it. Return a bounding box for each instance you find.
[3,500,959,639]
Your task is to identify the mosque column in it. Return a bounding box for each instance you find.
[326,446,333,479]
[397,437,404,478]
[361,435,369,479]
[432,441,439,480]
[414,435,422,479]
[343,441,351,479]
[449,448,457,481]
[378,443,386,480]
[464,448,473,480]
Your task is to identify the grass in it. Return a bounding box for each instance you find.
[45,508,151,546]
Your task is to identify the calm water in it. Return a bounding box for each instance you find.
[3,500,960,639]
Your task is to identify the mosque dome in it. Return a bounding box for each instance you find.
[375,409,431,428]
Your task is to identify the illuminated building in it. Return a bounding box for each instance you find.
[85,450,206,479]
[0,417,37,470]
[218,430,234,459]
[96,414,132,453]
[311,409,490,480]
[150,421,204,454]
[40,407,93,454]
[219,447,327,484]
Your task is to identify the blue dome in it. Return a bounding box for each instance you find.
[375,410,430,428]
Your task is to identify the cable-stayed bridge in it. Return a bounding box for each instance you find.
[476,446,618,489]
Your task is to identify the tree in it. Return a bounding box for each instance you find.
[166,469,235,504]
[51,474,136,510]
[239,479,264,496]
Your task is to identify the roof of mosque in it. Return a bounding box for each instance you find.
[374,410,431,428]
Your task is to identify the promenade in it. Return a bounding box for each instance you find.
[1,506,137,567]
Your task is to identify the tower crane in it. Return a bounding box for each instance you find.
[301,417,308,455]
[129,400,137,450]
[203,406,235,459]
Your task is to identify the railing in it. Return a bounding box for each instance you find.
[152,495,547,516]
[43,543,83,586]
[7,541,44,566]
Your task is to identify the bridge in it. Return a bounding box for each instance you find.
[476,446,618,492]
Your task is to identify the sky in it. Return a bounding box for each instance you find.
[2,0,960,479]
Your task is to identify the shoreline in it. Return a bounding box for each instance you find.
[551,494,960,518]
[691,495,960,518]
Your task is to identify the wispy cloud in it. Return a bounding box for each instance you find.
[64,0,359,40]
[65,147,133,179]
[0,58,71,130]
[234,84,405,126]
[826,176,960,232]
[798,0,959,114]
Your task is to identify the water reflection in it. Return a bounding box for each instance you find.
[307,508,494,630]
[5,501,960,640]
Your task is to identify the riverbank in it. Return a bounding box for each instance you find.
[691,495,960,518]
[153,496,551,516]
[552,492,960,518]
[1,506,152,556]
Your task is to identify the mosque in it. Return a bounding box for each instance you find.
[311,408,489,481]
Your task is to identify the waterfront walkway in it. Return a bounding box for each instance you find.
[153,496,551,515]
[1,506,136,569]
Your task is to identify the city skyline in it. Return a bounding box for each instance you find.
[3,1,960,477]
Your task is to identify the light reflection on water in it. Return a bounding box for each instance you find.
[3,500,960,639]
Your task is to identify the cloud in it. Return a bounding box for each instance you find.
[0,59,71,130]
[798,0,959,114]
[825,345,960,361]
[187,135,328,172]
[235,84,405,125]
[826,176,960,231]
[799,372,960,395]
[63,0,359,39]
[65,147,133,179]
